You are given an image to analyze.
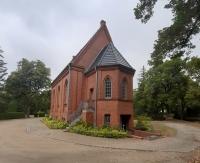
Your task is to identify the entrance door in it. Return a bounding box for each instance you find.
[120,115,130,130]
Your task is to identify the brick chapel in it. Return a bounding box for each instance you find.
[50,20,135,129]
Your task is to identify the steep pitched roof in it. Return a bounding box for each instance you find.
[85,42,135,73]
[71,20,112,66]
[52,20,112,86]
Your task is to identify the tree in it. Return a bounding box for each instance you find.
[134,0,200,66]
[135,57,189,119]
[6,58,51,117]
[0,48,8,113]
[134,66,148,115]
[187,56,200,84]
[134,1,200,120]
[0,48,7,88]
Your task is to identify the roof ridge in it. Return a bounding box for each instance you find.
[98,44,110,66]
[114,46,133,68]
[109,42,118,64]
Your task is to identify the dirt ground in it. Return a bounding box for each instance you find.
[0,118,199,163]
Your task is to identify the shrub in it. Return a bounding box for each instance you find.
[69,120,127,138]
[42,117,68,129]
[135,115,152,131]
[0,112,25,120]
[36,111,45,117]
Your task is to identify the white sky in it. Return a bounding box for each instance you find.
[0,0,199,88]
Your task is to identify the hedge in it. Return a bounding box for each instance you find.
[0,112,25,120]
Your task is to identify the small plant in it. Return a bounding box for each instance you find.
[135,115,152,131]
[42,117,68,129]
[69,120,127,138]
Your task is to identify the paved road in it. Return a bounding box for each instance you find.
[0,118,199,163]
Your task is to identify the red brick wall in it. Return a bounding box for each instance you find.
[94,68,134,128]
[50,73,70,120]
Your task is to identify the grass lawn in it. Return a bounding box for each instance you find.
[151,121,177,137]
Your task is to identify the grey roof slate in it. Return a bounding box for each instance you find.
[85,42,134,73]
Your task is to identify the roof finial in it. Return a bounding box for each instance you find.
[100,20,106,26]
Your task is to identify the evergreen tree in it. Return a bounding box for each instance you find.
[0,48,7,88]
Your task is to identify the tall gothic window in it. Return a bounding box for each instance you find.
[121,78,128,100]
[57,86,60,107]
[53,89,55,111]
[104,77,112,99]
[65,80,68,104]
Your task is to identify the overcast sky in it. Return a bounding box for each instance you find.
[0,0,199,88]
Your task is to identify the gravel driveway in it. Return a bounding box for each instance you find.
[0,118,199,163]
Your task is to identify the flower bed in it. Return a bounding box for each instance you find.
[42,117,68,129]
[69,121,128,138]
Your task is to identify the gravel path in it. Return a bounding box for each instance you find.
[0,118,199,163]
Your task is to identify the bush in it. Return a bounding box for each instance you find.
[69,121,127,138]
[42,117,68,129]
[36,111,45,117]
[135,115,152,131]
[0,112,25,120]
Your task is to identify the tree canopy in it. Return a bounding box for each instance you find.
[134,0,200,66]
[6,58,51,116]
[134,0,200,119]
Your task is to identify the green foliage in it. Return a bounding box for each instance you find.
[187,56,200,84]
[134,1,200,65]
[5,58,51,117]
[42,117,68,129]
[135,58,190,119]
[69,120,128,138]
[135,115,152,131]
[36,111,45,117]
[134,1,200,120]
[0,112,25,120]
[0,48,7,88]
[7,100,18,112]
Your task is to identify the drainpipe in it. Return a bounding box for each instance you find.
[95,67,98,127]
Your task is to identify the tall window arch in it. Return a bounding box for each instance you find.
[104,77,112,99]
[121,78,128,100]
[52,89,55,111]
[57,86,60,107]
[64,79,68,104]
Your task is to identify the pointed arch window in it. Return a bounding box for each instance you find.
[121,78,128,100]
[57,86,60,107]
[104,77,112,99]
[64,80,68,104]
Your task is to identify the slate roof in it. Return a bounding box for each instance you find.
[85,42,135,73]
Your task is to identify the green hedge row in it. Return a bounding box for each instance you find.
[0,112,25,120]
[69,121,128,138]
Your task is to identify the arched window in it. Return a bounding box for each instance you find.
[121,78,128,100]
[53,89,55,110]
[65,80,68,104]
[104,77,112,99]
[57,86,60,107]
